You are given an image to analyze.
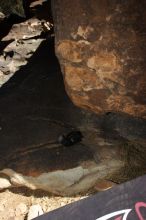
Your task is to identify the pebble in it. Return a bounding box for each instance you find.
[94,180,116,191]
[27,204,44,220]
[60,202,66,206]
[0,178,11,190]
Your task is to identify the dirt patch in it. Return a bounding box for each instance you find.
[0,188,86,220]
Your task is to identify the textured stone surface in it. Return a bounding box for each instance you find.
[0,13,52,87]
[52,0,146,119]
[0,0,25,17]
[15,203,28,217]
[0,38,43,85]
[3,18,51,41]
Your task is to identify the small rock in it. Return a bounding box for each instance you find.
[60,202,66,206]
[0,177,11,190]
[94,180,116,191]
[2,18,49,41]
[0,12,5,21]
[15,203,28,217]
[27,204,43,220]
[0,0,25,17]
[30,0,47,8]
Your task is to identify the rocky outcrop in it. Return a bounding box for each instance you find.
[0,18,51,87]
[0,1,53,87]
[52,0,146,119]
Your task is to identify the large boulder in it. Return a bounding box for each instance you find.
[52,0,146,119]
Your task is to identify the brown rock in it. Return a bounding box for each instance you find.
[57,41,83,63]
[64,65,101,91]
[52,0,146,119]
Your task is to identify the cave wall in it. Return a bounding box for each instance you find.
[52,0,146,119]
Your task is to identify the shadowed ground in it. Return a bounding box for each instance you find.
[0,38,100,175]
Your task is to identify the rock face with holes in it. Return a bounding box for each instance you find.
[52,0,146,119]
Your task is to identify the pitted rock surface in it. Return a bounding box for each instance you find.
[52,0,146,119]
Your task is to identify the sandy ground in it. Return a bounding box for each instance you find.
[0,188,86,220]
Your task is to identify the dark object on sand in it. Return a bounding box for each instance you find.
[58,131,83,146]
